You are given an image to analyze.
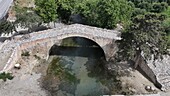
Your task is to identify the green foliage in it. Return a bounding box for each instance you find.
[56,0,76,23]
[75,0,134,29]
[118,13,168,60]
[34,0,133,28]
[152,2,168,13]
[137,2,152,11]
[162,7,170,34]
[13,4,43,32]
[35,0,58,23]
[162,6,170,48]
[0,20,15,35]
[168,34,170,48]
[129,0,168,13]
[0,72,14,82]
[15,10,42,31]
[132,8,147,17]
[163,18,170,34]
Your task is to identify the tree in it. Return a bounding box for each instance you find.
[35,0,58,24]
[132,8,146,17]
[118,13,168,60]
[137,2,152,11]
[0,20,15,35]
[56,0,76,23]
[151,2,168,13]
[75,0,134,29]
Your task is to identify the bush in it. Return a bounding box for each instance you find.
[0,20,15,35]
[152,2,168,13]
[137,2,152,11]
[132,8,147,17]
[21,51,30,56]
[0,72,14,82]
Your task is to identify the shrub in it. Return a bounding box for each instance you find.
[132,8,146,17]
[152,2,168,13]
[0,72,14,82]
[21,51,30,56]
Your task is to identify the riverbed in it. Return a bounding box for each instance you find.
[40,37,122,96]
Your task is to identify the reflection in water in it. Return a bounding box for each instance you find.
[42,37,121,96]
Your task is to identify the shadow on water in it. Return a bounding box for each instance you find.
[49,45,105,59]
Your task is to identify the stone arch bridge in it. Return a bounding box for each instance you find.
[0,24,121,72]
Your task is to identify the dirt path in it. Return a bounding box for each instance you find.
[0,56,48,96]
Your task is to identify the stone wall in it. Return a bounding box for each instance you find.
[134,54,162,89]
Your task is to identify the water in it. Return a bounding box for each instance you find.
[42,37,122,96]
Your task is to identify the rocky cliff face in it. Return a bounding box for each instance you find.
[147,55,170,90]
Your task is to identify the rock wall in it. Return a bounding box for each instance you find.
[134,54,162,89]
[134,52,170,90]
[147,55,170,90]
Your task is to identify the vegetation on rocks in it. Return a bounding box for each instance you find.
[14,6,42,32]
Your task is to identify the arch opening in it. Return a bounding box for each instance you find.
[49,36,106,60]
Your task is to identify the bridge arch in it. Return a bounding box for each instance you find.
[46,32,111,60]
[49,36,106,60]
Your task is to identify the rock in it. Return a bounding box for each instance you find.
[14,63,21,69]
[161,87,166,92]
[145,85,157,92]
[145,85,151,91]
[151,87,156,91]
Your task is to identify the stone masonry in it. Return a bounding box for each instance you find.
[0,24,121,72]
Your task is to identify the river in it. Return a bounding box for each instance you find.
[41,37,122,96]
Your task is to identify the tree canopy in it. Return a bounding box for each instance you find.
[74,0,134,29]
[0,20,15,35]
[118,13,168,60]
[35,0,58,23]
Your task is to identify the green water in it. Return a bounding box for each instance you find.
[42,37,122,96]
